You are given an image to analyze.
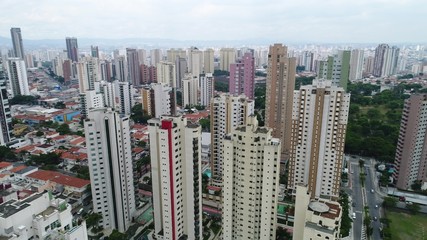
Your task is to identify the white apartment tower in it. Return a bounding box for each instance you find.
[157,61,177,115]
[222,116,281,240]
[101,80,134,115]
[80,90,104,118]
[148,116,202,240]
[76,57,98,93]
[200,73,214,106]
[349,49,364,81]
[141,83,172,118]
[6,58,29,97]
[288,79,350,198]
[182,73,198,107]
[0,59,12,146]
[84,108,136,233]
[220,48,236,71]
[203,48,215,73]
[210,94,254,184]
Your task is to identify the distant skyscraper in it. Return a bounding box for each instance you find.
[126,48,140,86]
[0,59,12,146]
[210,94,254,185]
[10,28,25,59]
[76,57,97,93]
[148,116,202,240]
[288,79,350,198]
[90,45,99,58]
[373,43,389,77]
[364,56,374,74]
[6,58,29,97]
[175,57,187,89]
[114,56,127,82]
[349,49,364,81]
[182,73,198,107]
[84,108,136,233]
[137,49,147,66]
[150,49,162,66]
[141,83,172,118]
[189,48,203,78]
[203,48,215,73]
[220,48,236,71]
[222,116,281,239]
[65,37,79,62]
[317,50,351,90]
[265,44,296,158]
[200,73,214,106]
[157,61,177,115]
[140,64,150,84]
[166,48,186,62]
[62,59,72,82]
[393,94,427,190]
[381,46,400,77]
[229,52,255,99]
[79,90,104,118]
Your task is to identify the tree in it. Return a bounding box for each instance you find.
[411,180,422,191]
[108,229,127,240]
[56,123,71,135]
[382,197,398,208]
[199,118,210,132]
[54,101,66,109]
[29,152,61,166]
[0,146,17,161]
[406,203,421,214]
[36,131,44,137]
[85,213,102,228]
[131,104,151,124]
[214,81,229,92]
[9,95,37,105]
[276,227,292,240]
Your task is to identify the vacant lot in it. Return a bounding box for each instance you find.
[387,210,427,240]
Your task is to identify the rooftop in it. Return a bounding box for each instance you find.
[27,170,90,189]
[0,192,44,218]
[0,162,12,169]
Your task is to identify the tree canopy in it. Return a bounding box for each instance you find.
[131,104,151,124]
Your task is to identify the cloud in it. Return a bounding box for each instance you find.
[0,0,425,43]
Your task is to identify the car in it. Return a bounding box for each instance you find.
[375,204,378,208]
[77,208,84,215]
[371,189,374,193]
[352,202,356,207]
[373,216,378,221]
[352,213,356,219]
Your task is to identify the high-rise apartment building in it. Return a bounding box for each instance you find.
[210,93,254,184]
[126,48,141,86]
[137,49,147,66]
[182,73,198,107]
[373,44,389,77]
[189,48,203,78]
[288,79,350,198]
[300,51,314,72]
[148,116,202,240]
[65,37,79,62]
[157,61,177,115]
[229,52,255,99]
[293,185,342,240]
[141,83,172,118]
[393,94,427,190]
[265,44,296,157]
[364,56,374,74]
[76,57,97,93]
[349,49,364,81]
[150,49,162,66]
[222,116,281,239]
[317,50,350,90]
[114,56,127,82]
[79,90,104,118]
[84,108,136,233]
[175,57,188,89]
[10,28,25,59]
[6,58,30,97]
[381,46,400,77]
[101,80,134,115]
[0,59,12,146]
[220,48,236,71]
[166,48,186,63]
[91,45,99,58]
[200,73,214,106]
[203,48,215,73]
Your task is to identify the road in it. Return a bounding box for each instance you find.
[350,163,363,240]
[365,165,382,240]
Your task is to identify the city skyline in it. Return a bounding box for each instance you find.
[0,0,425,44]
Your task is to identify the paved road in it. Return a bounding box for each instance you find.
[350,163,363,240]
[365,165,382,240]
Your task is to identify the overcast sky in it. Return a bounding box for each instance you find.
[0,0,425,43]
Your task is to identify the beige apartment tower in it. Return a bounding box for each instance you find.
[265,43,296,157]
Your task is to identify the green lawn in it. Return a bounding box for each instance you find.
[360,104,388,116]
[387,210,427,240]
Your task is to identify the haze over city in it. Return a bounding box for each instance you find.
[0,0,426,43]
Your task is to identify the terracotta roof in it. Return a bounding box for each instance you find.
[52,135,66,141]
[207,186,221,192]
[61,152,87,161]
[70,137,85,146]
[0,173,8,179]
[0,162,13,169]
[15,144,39,153]
[27,170,90,189]
[132,147,144,154]
[10,165,27,173]
[32,150,44,155]
[184,111,209,121]
[132,132,145,140]
[133,124,146,130]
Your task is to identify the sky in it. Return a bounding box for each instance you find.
[0,0,425,43]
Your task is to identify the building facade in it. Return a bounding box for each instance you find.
[0,59,12,146]
[220,48,236,72]
[148,116,202,240]
[265,43,296,157]
[10,28,25,59]
[7,58,29,97]
[210,94,254,184]
[393,94,427,190]
[288,79,350,199]
[65,37,78,62]
[229,52,255,99]
[222,116,281,239]
[84,108,136,232]
[182,73,198,107]
[349,49,364,81]
[317,50,350,90]
[200,73,214,107]
[126,48,141,86]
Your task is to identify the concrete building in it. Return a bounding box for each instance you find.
[157,61,177,115]
[182,73,198,107]
[175,57,187,89]
[210,93,254,184]
[65,37,78,62]
[137,49,147,66]
[204,48,215,73]
[364,56,374,75]
[126,48,141,86]
[10,28,25,59]
[349,49,364,81]
[101,80,134,115]
[84,108,136,232]
[79,90,104,118]
[265,44,296,158]
[150,49,162,67]
[91,45,99,58]
[76,57,97,93]
[0,59,12,146]
[114,56,127,82]
[200,73,214,107]
[141,83,173,118]
[393,94,427,190]
[7,58,29,97]
[220,48,236,71]
[373,44,389,77]
[0,191,88,240]
[229,52,255,99]
[293,185,342,240]
[166,48,186,63]
[381,46,400,77]
[301,51,314,72]
[148,116,202,240]
[189,48,203,79]
[222,116,281,240]
[288,79,350,199]
[317,50,350,90]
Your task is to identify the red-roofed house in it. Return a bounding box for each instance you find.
[0,162,13,172]
[69,136,85,147]
[26,170,91,202]
[61,151,88,168]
